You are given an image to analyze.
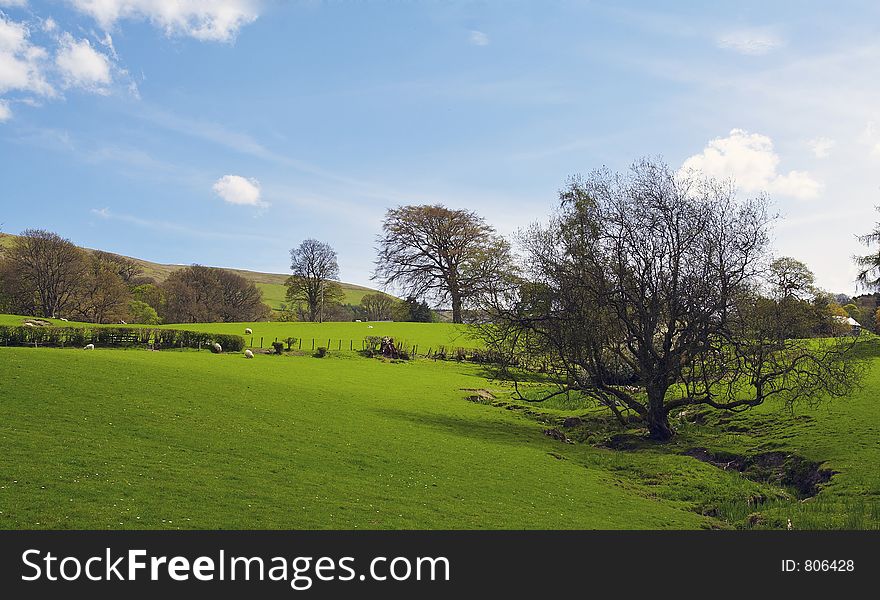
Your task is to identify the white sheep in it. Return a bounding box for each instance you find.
[244,349,254,359]
[59,317,69,322]
[83,344,95,350]
[355,319,362,323]
[367,325,374,329]
[119,320,127,325]
[211,342,222,354]
[23,322,34,327]
[245,328,253,335]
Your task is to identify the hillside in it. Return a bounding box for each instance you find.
[0,232,382,309]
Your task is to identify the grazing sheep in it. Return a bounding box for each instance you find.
[244,349,254,359]
[59,317,69,322]
[119,320,127,325]
[245,328,253,335]
[367,325,374,329]
[83,344,95,350]
[355,319,362,323]
[211,342,223,354]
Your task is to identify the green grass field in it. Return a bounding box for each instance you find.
[254,282,378,311]
[2,347,723,529]
[0,314,479,351]
[2,318,878,530]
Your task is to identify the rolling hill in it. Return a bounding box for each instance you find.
[0,232,383,309]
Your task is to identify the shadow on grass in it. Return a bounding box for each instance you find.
[370,407,557,451]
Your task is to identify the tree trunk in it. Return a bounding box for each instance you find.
[451,293,463,324]
[646,387,674,441]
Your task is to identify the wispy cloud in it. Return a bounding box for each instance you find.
[716,28,784,55]
[469,30,489,46]
[90,207,278,243]
[67,0,259,43]
[807,137,835,159]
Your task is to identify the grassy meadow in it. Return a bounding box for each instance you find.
[0,314,479,351]
[1,315,878,530]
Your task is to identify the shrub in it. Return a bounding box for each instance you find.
[0,326,244,352]
[316,346,328,358]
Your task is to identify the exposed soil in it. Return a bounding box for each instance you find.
[684,447,835,498]
[543,428,574,444]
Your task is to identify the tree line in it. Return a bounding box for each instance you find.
[0,230,269,324]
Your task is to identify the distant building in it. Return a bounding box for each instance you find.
[833,315,862,335]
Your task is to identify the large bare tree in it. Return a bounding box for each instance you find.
[373,204,511,323]
[0,229,86,318]
[481,160,864,440]
[286,239,343,322]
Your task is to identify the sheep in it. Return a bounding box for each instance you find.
[244,349,254,359]
[245,328,253,335]
[355,319,362,323]
[83,344,95,350]
[119,320,127,325]
[367,325,374,329]
[23,322,34,327]
[59,317,69,322]
[211,342,223,354]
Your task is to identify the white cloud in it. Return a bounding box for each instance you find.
[807,137,835,158]
[682,129,822,199]
[469,30,489,46]
[42,17,57,32]
[55,33,112,91]
[68,0,259,42]
[0,15,54,97]
[0,0,28,7]
[212,174,264,206]
[716,28,783,55]
[0,98,11,121]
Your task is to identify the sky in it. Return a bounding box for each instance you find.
[1,1,880,295]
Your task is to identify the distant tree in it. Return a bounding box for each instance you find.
[393,296,435,322]
[71,253,132,323]
[286,239,343,322]
[215,268,269,322]
[843,303,862,323]
[92,250,143,284]
[131,283,165,315]
[767,257,816,300]
[0,229,86,318]
[481,160,865,440]
[360,292,395,321]
[875,307,880,332]
[128,299,160,325]
[856,207,880,288]
[160,265,269,323]
[373,204,512,323]
[765,258,819,338]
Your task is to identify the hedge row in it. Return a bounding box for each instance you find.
[0,326,245,352]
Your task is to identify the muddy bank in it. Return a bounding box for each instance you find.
[684,447,835,498]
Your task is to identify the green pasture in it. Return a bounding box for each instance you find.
[254,282,377,311]
[0,314,479,351]
[1,316,878,530]
[2,347,724,529]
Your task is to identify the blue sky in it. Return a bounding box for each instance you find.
[1,1,880,294]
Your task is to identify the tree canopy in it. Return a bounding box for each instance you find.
[479,159,864,440]
[373,204,511,323]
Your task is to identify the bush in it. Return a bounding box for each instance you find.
[0,326,244,352]
[316,346,328,358]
